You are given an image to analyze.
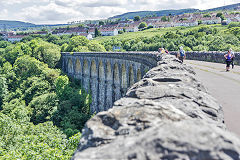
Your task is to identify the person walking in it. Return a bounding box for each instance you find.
[165,49,169,54]
[158,48,165,54]
[229,48,235,69]
[224,50,233,72]
[177,46,186,63]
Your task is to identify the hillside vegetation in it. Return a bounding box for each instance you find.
[0,35,106,159]
[95,23,240,52]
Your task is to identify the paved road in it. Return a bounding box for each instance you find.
[186,60,240,136]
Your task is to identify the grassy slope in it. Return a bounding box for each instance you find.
[94,24,228,43]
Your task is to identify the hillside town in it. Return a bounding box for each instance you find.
[1,11,240,42]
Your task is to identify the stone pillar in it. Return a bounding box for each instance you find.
[74,58,82,80]
[121,63,128,96]
[105,80,113,110]
[129,64,135,87]
[113,63,121,102]
[98,61,105,111]
[133,65,138,83]
[68,58,74,77]
[105,61,113,110]
[90,77,98,113]
[90,60,98,113]
[83,59,90,93]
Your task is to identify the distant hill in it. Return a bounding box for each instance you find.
[0,20,36,29]
[109,9,199,20]
[109,3,240,20]
[204,3,240,12]
[0,20,68,30]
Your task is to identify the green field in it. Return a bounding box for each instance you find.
[94,24,240,52]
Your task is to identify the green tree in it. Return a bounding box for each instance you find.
[29,93,58,124]
[99,21,104,25]
[28,39,61,68]
[0,114,80,159]
[88,42,106,52]
[2,98,30,122]
[13,55,59,82]
[21,77,51,105]
[55,75,70,99]
[46,34,60,44]
[220,15,225,21]
[198,20,202,25]
[203,13,211,18]
[216,12,223,17]
[36,42,61,68]
[118,30,124,34]
[3,43,31,64]
[138,22,147,29]
[73,46,89,52]
[161,16,169,22]
[134,16,140,21]
[95,28,101,37]
[0,41,10,48]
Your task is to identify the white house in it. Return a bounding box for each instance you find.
[79,33,93,40]
[52,27,88,36]
[145,16,162,22]
[99,28,118,36]
[7,35,26,42]
[224,14,240,24]
[152,22,173,28]
[32,31,48,35]
[173,20,198,27]
[200,17,221,25]
[88,28,95,37]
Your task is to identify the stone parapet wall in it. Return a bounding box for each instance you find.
[72,54,240,160]
[61,52,160,113]
[170,51,240,65]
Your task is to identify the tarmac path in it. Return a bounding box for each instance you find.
[186,60,240,137]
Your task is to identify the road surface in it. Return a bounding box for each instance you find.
[186,60,240,137]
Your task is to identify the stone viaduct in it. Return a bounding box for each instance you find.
[62,51,240,113]
[61,52,160,113]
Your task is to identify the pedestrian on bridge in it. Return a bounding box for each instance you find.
[158,48,165,54]
[224,50,233,72]
[229,48,235,69]
[165,49,169,54]
[177,46,186,63]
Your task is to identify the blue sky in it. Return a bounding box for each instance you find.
[0,0,239,24]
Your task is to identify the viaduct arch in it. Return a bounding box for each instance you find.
[62,52,160,113]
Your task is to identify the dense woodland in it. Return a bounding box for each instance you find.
[0,22,240,159]
[0,36,105,159]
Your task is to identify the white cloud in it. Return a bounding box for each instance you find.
[1,0,240,24]
[0,9,8,20]
[18,2,83,24]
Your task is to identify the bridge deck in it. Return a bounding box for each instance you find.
[186,60,240,136]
